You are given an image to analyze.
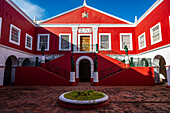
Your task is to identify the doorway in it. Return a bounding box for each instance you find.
[79,59,91,82]
[3,57,12,86]
[80,36,90,51]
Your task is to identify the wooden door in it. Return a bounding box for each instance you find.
[80,36,90,51]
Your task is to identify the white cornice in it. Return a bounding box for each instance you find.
[5,0,36,26]
[135,0,164,26]
[36,24,135,28]
[0,44,34,56]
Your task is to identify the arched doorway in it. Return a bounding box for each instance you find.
[153,55,167,83]
[79,59,91,82]
[3,55,17,86]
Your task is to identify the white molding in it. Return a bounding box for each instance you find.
[86,5,133,24]
[138,32,146,50]
[150,22,162,45]
[72,27,78,52]
[36,24,135,28]
[99,33,111,51]
[169,16,170,26]
[37,34,50,51]
[5,0,36,26]
[25,33,33,50]
[78,34,92,52]
[135,0,164,26]
[0,17,2,39]
[120,33,133,51]
[59,33,71,51]
[0,43,34,56]
[76,56,94,79]
[9,24,21,45]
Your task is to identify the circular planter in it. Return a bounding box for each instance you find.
[59,91,109,109]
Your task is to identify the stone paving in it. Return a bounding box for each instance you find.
[0,85,170,113]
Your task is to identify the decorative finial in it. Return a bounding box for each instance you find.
[135,16,137,23]
[83,0,87,6]
[34,16,36,22]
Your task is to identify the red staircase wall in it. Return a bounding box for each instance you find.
[15,67,70,86]
[99,67,155,86]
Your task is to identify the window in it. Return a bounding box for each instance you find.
[37,34,50,51]
[99,33,111,50]
[59,34,71,51]
[0,17,2,38]
[138,32,146,50]
[120,33,133,50]
[9,24,21,45]
[150,22,162,45]
[25,33,33,50]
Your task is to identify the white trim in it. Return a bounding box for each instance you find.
[25,33,33,50]
[0,17,2,38]
[138,32,146,50]
[99,33,111,51]
[9,24,21,45]
[135,0,164,26]
[5,0,36,26]
[76,56,94,79]
[169,16,170,26]
[39,4,132,24]
[59,33,71,51]
[150,22,162,45]
[36,24,135,28]
[0,43,34,56]
[78,34,92,52]
[120,33,133,51]
[37,34,50,51]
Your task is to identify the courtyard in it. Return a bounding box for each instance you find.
[0,84,170,113]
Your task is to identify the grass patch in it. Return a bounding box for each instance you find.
[64,90,105,101]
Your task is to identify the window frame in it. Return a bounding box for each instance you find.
[59,33,71,51]
[25,33,33,50]
[37,34,50,51]
[9,24,21,45]
[138,32,146,50]
[0,17,2,38]
[120,33,133,51]
[99,33,111,51]
[150,22,162,45]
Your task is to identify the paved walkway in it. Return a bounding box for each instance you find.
[0,85,170,113]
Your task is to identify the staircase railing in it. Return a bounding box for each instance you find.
[99,63,125,80]
[43,62,70,80]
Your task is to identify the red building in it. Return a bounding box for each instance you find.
[0,0,170,87]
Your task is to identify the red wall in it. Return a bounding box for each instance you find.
[135,0,170,54]
[43,7,129,24]
[0,0,35,54]
[100,67,155,86]
[15,67,70,86]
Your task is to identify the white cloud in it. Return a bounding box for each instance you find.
[12,0,45,20]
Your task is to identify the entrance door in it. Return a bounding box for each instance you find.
[80,36,90,51]
[3,57,12,86]
[79,59,91,82]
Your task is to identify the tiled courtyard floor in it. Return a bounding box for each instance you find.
[0,85,170,113]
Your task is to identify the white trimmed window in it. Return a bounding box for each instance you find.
[150,22,162,45]
[37,34,50,51]
[120,33,133,50]
[0,17,2,38]
[138,32,146,50]
[59,34,71,51]
[99,33,111,50]
[9,24,21,45]
[25,33,33,50]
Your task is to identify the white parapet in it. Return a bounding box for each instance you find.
[70,72,75,82]
[93,72,98,82]
[41,56,45,63]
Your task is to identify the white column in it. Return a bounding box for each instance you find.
[41,56,45,63]
[91,64,94,79]
[76,64,79,79]
[167,67,170,86]
[93,72,98,82]
[72,27,78,52]
[92,27,98,52]
[0,65,5,86]
[11,65,17,83]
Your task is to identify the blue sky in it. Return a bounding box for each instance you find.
[12,0,157,23]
